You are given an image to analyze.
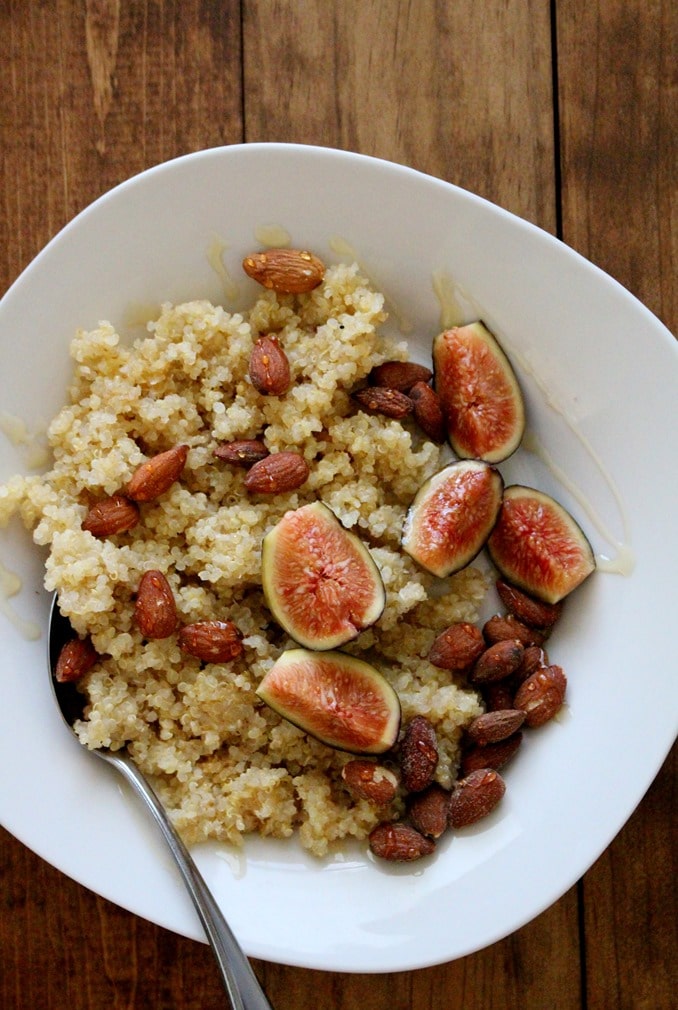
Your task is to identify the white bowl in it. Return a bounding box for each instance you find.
[1,144,676,972]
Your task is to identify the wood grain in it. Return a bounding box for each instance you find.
[0,823,581,1010]
[0,0,243,291]
[243,0,557,230]
[581,751,677,1010]
[557,0,676,333]
[0,1,675,1008]
[557,8,676,1000]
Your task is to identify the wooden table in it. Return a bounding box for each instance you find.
[1,3,675,1008]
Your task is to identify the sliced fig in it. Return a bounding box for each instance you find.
[256,648,401,754]
[402,460,503,577]
[433,321,525,462]
[487,485,595,604]
[262,501,385,650]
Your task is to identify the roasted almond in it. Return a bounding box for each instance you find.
[514,664,567,727]
[513,644,549,686]
[55,637,98,683]
[369,360,432,392]
[135,570,178,640]
[341,760,399,806]
[352,386,413,420]
[399,715,439,793]
[429,622,485,671]
[242,248,325,294]
[460,733,523,775]
[179,620,244,663]
[249,335,291,395]
[496,578,563,629]
[409,381,445,443]
[448,768,506,828]
[81,495,140,537]
[466,709,526,746]
[244,451,310,494]
[483,613,548,648]
[368,821,436,861]
[214,439,270,466]
[126,444,189,502]
[408,784,451,839]
[481,681,516,712]
[471,639,525,684]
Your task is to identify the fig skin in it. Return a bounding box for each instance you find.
[402,459,504,578]
[433,321,525,463]
[487,485,596,604]
[256,648,401,754]
[262,501,385,650]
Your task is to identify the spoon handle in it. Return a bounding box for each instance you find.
[105,750,274,1010]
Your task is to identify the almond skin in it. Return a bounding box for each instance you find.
[466,709,526,746]
[352,386,413,420]
[55,637,98,683]
[214,439,270,466]
[369,360,432,392]
[126,444,189,502]
[244,451,310,494]
[242,248,325,294]
[409,381,445,443]
[460,733,523,776]
[135,570,178,640]
[448,768,506,828]
[399,715,439,793]
[408,784,450,839]
[483,613,549,648]
[514,664,567,727]
[471,639,525,684]
[179,621,244,663]
[481,681,516,712]
[81,495,140,537]
[496,578,563,629]
[513,644,550,686]
[249,335,291,395]
[341,760,399,806]
[368,822,435,861]
[429,622,485,671]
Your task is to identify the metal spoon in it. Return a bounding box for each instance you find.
[47,595,274,1010]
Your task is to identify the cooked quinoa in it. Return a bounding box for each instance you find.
[0,263,486,856]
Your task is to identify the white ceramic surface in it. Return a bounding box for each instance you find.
[0,144,676,972]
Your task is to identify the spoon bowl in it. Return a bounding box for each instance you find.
[48,595,274,1010]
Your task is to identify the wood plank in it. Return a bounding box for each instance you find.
[557,0,676,333]
[580,751,677,1010]
[0,3,244,1008]
[0,822,581,1010]
[243,0,557,230]
[558,2,676,1007]
[241,4,578,1005]
[0,0,243,294]
[0,825,249,1009]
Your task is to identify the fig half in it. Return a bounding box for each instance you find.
[257,648,401,754]
[402,459,504,577]
[487,485,596,604]
[433,321,525,462]
[262,501,385,650]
